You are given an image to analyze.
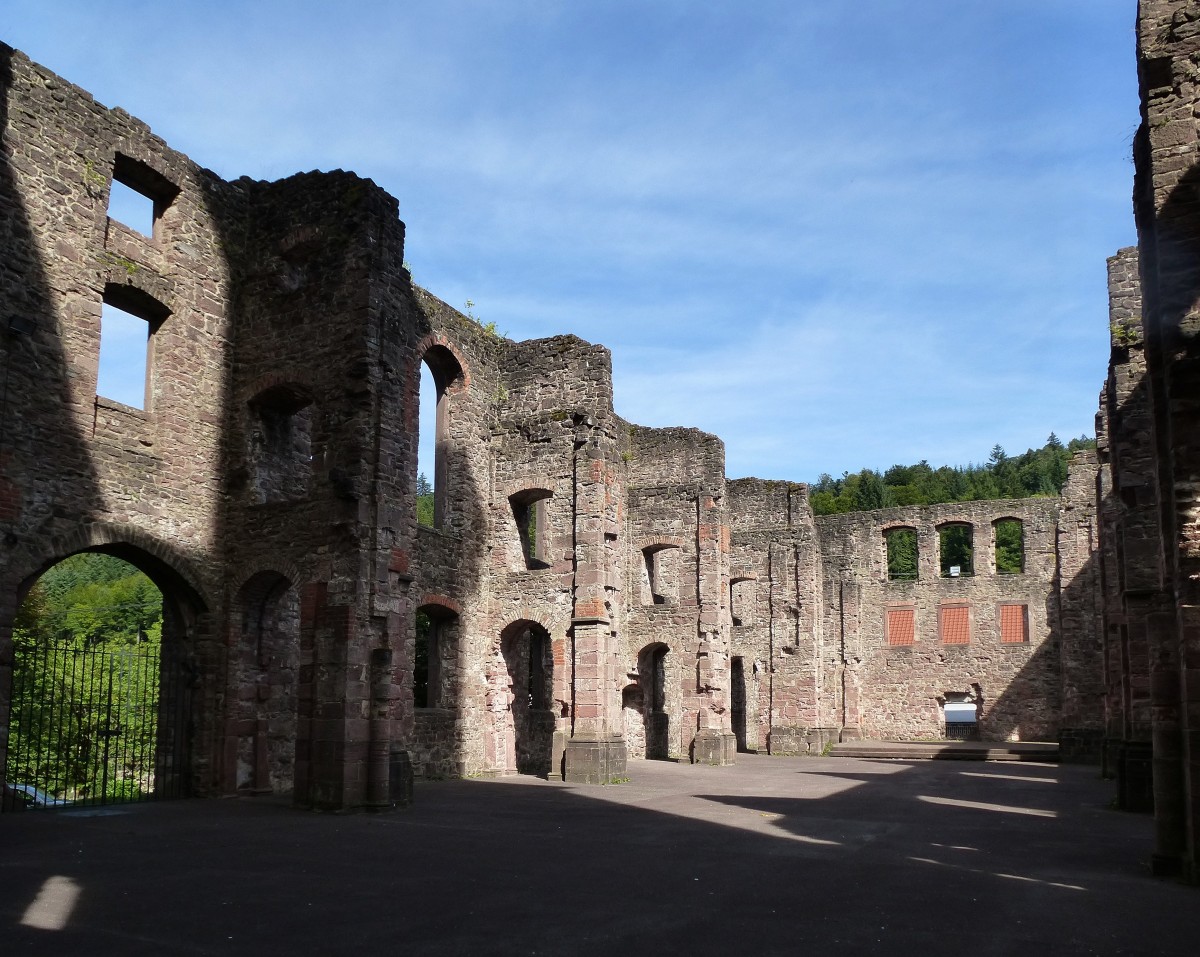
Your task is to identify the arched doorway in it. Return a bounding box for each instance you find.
[231,571,300,796]
[491,621,554,776]
[639,642,670,760]
[3,546,203,809]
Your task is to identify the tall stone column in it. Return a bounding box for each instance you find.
[692,490,737,765]
[564,421,627,783]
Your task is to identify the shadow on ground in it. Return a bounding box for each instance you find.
[1,755,1195,956]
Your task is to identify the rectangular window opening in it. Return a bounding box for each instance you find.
[939,525,974,578]
[994,519,1024,575]
[511,493,551,570]
[97,301,150,409]
[106,154,180,241]
[642,546,679,606]
[885,528,918,581]
[107,178,156,238]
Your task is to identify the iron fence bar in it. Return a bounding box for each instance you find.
[4,637,188,812]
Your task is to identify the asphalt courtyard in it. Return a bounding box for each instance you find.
[2,754,1197,956]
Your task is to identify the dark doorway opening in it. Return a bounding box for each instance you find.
[3,551,196,812]
[501,622,554,776]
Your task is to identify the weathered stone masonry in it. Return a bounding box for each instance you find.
[727,471,1104,756]
[0,41,1106,814]
[1093,0,1200,881]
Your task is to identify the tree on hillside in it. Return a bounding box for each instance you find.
[9,554,165,801]
[417,472,434,527]
[809,435,1096,516]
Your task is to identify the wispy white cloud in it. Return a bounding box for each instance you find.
[5,0,1138,482]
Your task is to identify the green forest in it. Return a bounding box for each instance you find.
[8,553,165,804]
[808,433,1095,516]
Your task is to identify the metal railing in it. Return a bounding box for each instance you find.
[2,639,191,812]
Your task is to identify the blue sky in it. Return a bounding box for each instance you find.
[7,1,1140,481]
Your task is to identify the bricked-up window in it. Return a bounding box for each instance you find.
[418,346,464,529]
[999,603,1028,644]
[994,518,1024,574]
[97,284,169,410]
[940,604,971,644]
[642,545,680,605]
[510,489,552,570]
[247,385,314,504]
[884,527,918,581]
[938,523,974,577]
[106,154,179,240]
[886,607,915,646]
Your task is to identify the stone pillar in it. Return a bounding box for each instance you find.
[564,423,626,783]
[692,490,736,765]
[365,647,394,809]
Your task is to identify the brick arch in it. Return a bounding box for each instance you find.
[499,608,568,641]
[226,558,305,598]
[418,593,462,617]
[635,535,686,552]
[501,476,557,502]
[242,373,316,409]
[103,273,175,320]
[880,521,919,534]
[413,334,471,395]
[229,567,302,641]
[14,521,210,613]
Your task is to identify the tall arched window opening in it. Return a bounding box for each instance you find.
[417,346,463,529]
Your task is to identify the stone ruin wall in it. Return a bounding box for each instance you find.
[0,43,235,796]
[0,41,1109,809]
[1093,0,1200,880]
[727,462,1105,750]
[726,479,823,754]
[622,426,733,762]
[815,491,1084,744]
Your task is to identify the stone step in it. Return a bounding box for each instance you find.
[827,740,1059,762]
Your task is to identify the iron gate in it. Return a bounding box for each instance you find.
[2,639,192,811]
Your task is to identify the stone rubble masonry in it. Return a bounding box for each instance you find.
[1093,0,1200,882]
[0,41,1105,813]
[728,474,1105,754]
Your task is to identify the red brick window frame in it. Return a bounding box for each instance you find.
[998,603,1028,644]
[886,606,915,646]
[939,603,971,645]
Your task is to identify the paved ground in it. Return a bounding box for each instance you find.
[2,754,1197,955]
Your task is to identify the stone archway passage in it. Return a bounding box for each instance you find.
[498,621,554,776]
[4,551,196,811]
[638,643,670,760]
